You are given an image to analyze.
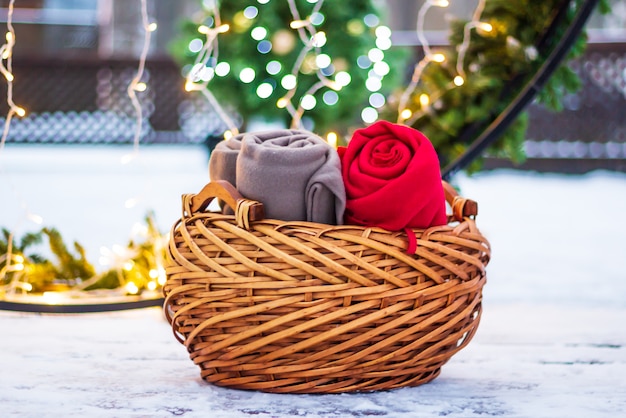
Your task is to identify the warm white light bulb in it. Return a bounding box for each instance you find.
[477,22,493,32]
[432,53,445,63]
[125,281,139,294]
[400,109,412,120]
[290,20,308,29]
[327,132,338,148]
[277,97,289,108]
[134,82,147,92]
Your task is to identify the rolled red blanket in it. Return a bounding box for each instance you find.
[339,120,447,231]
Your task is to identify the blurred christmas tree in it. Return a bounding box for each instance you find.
[169,0,407,136]
[170,0,609,172]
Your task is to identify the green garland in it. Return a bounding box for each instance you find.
[384,0,611,172]
[0,213,167,298]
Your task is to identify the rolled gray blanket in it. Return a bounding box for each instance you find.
[209,129,346,225]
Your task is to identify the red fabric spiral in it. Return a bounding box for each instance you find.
[339,120,447,231]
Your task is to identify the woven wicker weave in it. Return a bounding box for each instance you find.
[163,180,490,394]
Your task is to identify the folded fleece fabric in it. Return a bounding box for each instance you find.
[209,129,346,225]
[338,120,447,231]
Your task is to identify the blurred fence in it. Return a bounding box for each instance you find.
[1,43,626,173]
[0,56,231,146]
[486,42,626,173]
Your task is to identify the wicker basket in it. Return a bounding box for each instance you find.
[163,180,490,394]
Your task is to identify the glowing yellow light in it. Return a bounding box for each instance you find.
[432,53,445,63]
[149,269,158,279]
[478,22,493,32]
[5,72,14,82]
[400,108,412,120]
[14,254,24,263]
[224,130,234,140]
[453,76,465,86]
[134,82,147,92]
[327,81,341,91]
[125,281,139,295]
[184,80,195,92]
[5,31,13,42]
[22,282,33,291]
[419,93,430,107]
[290,20,308,29]
[2,50,10,59]
[277,98,289,108]
[15,107,25,117]
[218,24,230,33]
[157,267,167,286]
[432,0,449,7]
[147,281,157,291]
[13,263,24,271]
[148,22,158,32]
[198,25,209,34]
[123,260,135,271]
[43,291,63,305]
[326,132,338,148]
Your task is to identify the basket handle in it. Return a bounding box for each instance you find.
[185,180,475,224]
[185,180,265,226]
[443,181,478,221]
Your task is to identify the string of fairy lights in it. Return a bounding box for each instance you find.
[397,0,491,126]
[279,0,339,131]
[0,0,167,303]
[0,0,39,296]
[183,0,239,137]
[183,0,397,146]
[184,0,494,145]
[0,0,25,152]
[126,0,158,156]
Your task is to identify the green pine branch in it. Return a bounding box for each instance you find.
[382,0,610,173]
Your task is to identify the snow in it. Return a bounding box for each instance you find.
[1,145,625,417]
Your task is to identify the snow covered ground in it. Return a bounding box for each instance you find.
[1,145,625,417]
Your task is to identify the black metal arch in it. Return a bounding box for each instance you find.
[0,297,164,313]
[442,0,601,180]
